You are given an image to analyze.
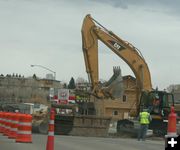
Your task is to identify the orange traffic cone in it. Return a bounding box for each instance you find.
[165,106,178,148]
[167,106,177,136]
[46,109,55,150]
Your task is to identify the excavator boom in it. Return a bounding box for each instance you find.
[81,14,175,136]
[82,14,152,99]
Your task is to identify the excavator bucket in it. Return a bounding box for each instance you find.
[102,66,124,99]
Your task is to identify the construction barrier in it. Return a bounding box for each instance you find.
[16,114,32,143]
[7,112,13,137]
[165,106,178,149]
[0,112,12,135]
[0,112,3,133]
[46,109,55,150]
[8,112,19,139]
[0,111,34,145]
[3,112,10,136]
[0,112,5,134]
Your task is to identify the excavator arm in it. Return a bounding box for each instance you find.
[81,15,176,135]
[82,14,152,100]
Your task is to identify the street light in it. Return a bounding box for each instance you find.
[30,64,56,80]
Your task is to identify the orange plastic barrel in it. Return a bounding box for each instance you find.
[16,114,32,143]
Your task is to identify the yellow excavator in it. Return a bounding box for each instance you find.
[81,14,175,135]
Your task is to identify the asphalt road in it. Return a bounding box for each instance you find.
[0,134,164,150]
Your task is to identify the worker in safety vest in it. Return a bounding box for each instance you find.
[137,108,152,141]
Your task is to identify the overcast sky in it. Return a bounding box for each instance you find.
[0,0,180,90]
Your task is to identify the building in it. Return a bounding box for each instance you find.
[77,75,138,120]
[167,84,180,103]
[95,75,138,120]
[0,74,62,104]
[75,81,91,102]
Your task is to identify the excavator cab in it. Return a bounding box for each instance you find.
[140,90,174,118]
[140,90,174,135]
